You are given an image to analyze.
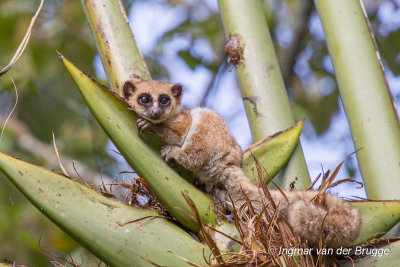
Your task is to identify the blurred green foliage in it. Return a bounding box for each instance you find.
[0,0,112,265]
[0,0,398,265]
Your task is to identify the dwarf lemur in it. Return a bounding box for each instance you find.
[122,80,361,248]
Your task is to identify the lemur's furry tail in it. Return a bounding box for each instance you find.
[220,166,361,248]
[282,190,361,248]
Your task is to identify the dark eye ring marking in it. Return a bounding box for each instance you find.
[159,94,171,107]
[138,94,152,106]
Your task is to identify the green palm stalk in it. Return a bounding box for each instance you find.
[314,0,400,199]
[0,151,210,266]
[81,0,151,94]
[218,0,310,189]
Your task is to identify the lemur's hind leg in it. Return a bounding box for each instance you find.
[161,145,207,170]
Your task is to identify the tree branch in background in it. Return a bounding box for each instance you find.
[0,117,114,187]
[282,0,314,87]
[199,61,226,107]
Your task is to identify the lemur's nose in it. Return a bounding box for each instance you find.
[151,108,163,119]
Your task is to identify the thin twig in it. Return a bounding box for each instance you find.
[0,74,18,147]
[52,132,70,177]
[282,0,314,86]
[0,0,44,76]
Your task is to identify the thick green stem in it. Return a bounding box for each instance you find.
[218,0,310,189]
[81,0,151,95]
[342,239,400,266]
[314,0,400,200]
[0,151,210,266]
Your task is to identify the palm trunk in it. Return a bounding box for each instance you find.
[218,0,311,189]
[314,0,400,200]
[81,0,151,95]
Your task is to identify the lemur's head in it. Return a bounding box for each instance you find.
[122,80,182,124]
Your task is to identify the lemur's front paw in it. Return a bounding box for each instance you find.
[161,145,178,165]
[137,117,152,134]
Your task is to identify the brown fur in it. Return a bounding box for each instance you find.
[123,80,361,248]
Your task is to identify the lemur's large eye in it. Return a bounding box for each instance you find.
[159,95,170,106]
[138,94,152,105]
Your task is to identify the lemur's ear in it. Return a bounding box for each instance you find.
[171,83,182,98]
[123,81,135,98]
